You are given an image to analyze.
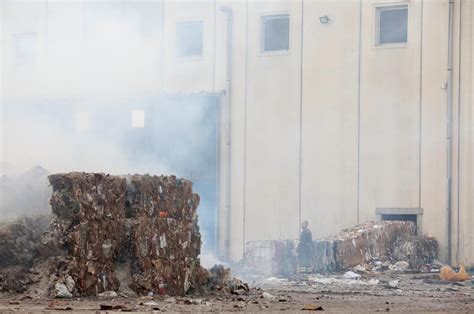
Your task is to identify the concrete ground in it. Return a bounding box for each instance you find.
[0,273,472,312]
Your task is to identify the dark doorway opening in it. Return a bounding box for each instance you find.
[381,214,418,233]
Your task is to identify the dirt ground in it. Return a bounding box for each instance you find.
[0,273,472,312]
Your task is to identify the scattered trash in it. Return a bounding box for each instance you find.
[46,305,73,311]
[444,286,459,292]
[302,303,324,311]
[368,279,380,285]
[119,292,129,298]
[439,265,470,281]
[388,280,399,288]
[262,292,276,300]
[389,261,409,272]
[54,283,72,298]
[343,271,361,279]
[98,291,118,298]
[353,265,367,272]
[184,298,202,305]
[46,300,74,311]
[100,304,124,310]
[233,302,245,308]
[64,276,75,293]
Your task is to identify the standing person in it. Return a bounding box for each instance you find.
[297,220,313,273]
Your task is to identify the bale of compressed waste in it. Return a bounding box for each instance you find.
[48,172,128,294]
[244,240,297,276]
[328,221,416,270]
[124,174,199,221]
[392,235,438,269]
[313,240,338,273]
[130,216,201,295]
[47,172,202,297]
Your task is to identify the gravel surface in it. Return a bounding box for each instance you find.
[1,273,472,312]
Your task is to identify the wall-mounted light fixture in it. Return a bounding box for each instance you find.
[319,15,331,24]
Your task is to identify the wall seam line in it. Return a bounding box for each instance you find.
[298,0,304,236]
[242,0,249,254]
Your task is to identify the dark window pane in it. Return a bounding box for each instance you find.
[262,14,289,52]
[176,20,203,57]
[379,7,408,45]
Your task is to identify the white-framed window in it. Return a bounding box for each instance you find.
[176,19,203,57]
[12,32,37,65]
[260,13,290,53]
[375,4,409,47]
[75,112,89,130]
[131,110,145,128]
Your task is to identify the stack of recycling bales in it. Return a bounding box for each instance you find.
[244,221,438,275]
[48,172,201,296]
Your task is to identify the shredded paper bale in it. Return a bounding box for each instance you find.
[392,235,438,269]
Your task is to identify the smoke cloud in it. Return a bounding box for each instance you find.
[1,1,219,251]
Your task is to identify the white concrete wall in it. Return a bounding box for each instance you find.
[300,0,359,239]
[243,0,302,243]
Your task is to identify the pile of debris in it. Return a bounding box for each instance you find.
[0,172,245,298]
[0,215,50,293]
[0,215,50,267]
[244,221,438,276]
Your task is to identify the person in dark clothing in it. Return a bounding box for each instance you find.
[297,220,313,273]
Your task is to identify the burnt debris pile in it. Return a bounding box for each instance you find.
[0,215,50,293]
[1,172,241,297]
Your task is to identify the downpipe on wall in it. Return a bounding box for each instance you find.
[446,0,454,265]
[219,5,233,260]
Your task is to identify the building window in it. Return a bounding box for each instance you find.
[260,14,290,53]
[75,112,89,130]
[375,5,408,46]
[13,32,37,65]
[176,20,203,57]
[131,110,145,128]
